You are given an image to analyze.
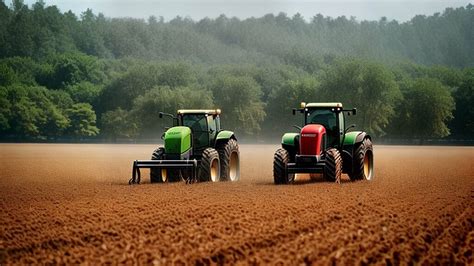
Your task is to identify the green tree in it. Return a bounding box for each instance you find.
[47,52,105,89]
[47,89,74,110]
[1,85,70,138]
[391,78,455,139]
[101,108,139,141]
[210,74,265,135]
[66,103,99,137]
[5,0,34,58]
[158,62,196,88]
[0,1,10,58]
[98,63,162,112]
[450,69,474,137]
[4,85,45,137]
[265,76,319,136]
[0,56,49,86]
[27,87,69,138]
[65,81,102,105]
[0,86,12,131]
[100,108,138,140]
[319,59,402,136]
[0,64,17,86]
[130,86,214,137]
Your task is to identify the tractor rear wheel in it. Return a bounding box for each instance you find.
[199,148,221,182]
[273,148,294,184]
[323,148,342,183]
[350,138,374,181]
[150,148,165,183]
[217,139,240,181]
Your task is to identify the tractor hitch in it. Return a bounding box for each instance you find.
[129,159,198,185]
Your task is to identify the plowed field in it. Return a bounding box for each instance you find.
[1,144,473,264]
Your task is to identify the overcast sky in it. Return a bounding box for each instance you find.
[11,0,473,22]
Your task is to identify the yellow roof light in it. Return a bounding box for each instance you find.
[300,102,306,108]
[216,109,221,115]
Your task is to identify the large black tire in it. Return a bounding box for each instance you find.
[198,148,221,182]
[150,147,165,183]
[273,148,294,184]
[150,148,181,183]
[323,148,342,183]
[216,139,240,181]
[349,138,374,181]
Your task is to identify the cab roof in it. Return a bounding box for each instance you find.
[305,102,343,108]
[177,109,221,115]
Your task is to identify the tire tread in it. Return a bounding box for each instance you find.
[199,148,220,182]
[324,148,342,183]
[216,139,240,181]
[273,148,294,184]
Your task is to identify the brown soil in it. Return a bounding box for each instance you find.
[1,144,473,264]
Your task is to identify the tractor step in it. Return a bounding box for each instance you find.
[129,159,198,184]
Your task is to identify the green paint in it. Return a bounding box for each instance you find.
[282,133,299,146]
[164,126,191,154]
[216,130,234,141]
[343,131,362,145]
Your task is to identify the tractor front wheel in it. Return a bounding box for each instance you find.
[350,138,374,181]
[150,147,166,183]
[217,139,240,182]
[273,148,294,184]
[323,148,342,183]
[150,148,181,183]
[199,148,221,182]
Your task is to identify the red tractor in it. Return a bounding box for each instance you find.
[273,102,374,184]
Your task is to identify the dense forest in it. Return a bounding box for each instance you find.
[0,0,473,142]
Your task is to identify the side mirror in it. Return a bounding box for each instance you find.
[352,108,357,115]
[159,112,163,118]
[292,109,296,115]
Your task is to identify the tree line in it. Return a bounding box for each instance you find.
[0,1,473,141]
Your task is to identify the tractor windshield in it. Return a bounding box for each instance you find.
[307,108,340,147]
[307,109,337,130]
[182,114,209,149]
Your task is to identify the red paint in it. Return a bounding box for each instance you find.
[299,124,326,156]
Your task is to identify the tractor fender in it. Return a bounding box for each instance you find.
[215,130,236,146]
[355,132,371,143]
[281,133,299,158]
[281,133,299,146]
[343,131,370,146]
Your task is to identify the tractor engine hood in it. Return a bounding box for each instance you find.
[300,124,326,156]
[164,126,192,155]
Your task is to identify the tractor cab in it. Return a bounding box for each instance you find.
[177,109,221,151]
[295,102,354,149]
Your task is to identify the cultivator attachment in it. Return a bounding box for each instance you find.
[129,159,197,184]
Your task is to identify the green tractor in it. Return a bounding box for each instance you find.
[129,109,240,184]
[274,102,374,184]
